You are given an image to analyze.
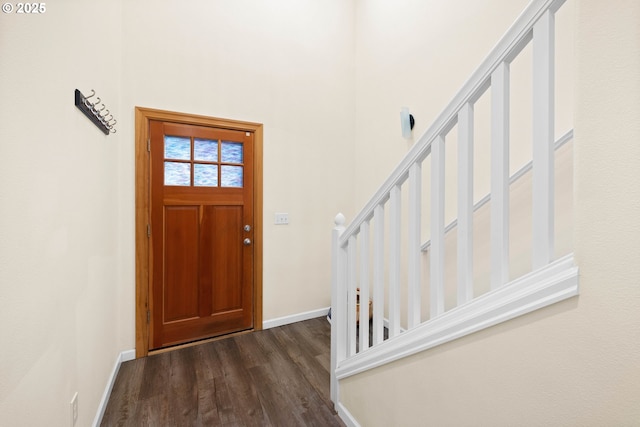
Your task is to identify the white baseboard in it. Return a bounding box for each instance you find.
[92,349,135,427]
[263,307,330,329]
[337,402,361,427]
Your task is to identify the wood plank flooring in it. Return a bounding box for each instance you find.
[101,317,344,427]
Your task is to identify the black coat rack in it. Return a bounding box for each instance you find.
[74,89,117,135]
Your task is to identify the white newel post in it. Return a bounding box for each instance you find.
[330,213,346,405]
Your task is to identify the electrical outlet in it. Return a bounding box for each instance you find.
[274,213,289,225]
[70,392,78,427]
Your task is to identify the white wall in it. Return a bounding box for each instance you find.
[1,1,356,424]
[354,0,531,209]
[119,0,356,327]
[0,1,124,426]
[340,1,640,424]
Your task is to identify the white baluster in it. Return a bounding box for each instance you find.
[430,135,445,318]
[372,204,385,345]
[389,185,401,337]
[408,162,422,328]
[330,213,346,404]
[458,103,474,305]
[532,9,555,269]
[359,221,370,351]
[347,234,357,357]
[491,62,510,289]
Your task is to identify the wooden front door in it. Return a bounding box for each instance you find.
[149,120,255,350]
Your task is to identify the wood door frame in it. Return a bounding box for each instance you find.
[135,106,263,358]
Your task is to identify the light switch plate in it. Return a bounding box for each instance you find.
[274,213,289,225]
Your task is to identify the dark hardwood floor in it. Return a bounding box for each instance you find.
[101,317,345,427]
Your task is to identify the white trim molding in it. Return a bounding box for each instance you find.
[337,402,362,427]
[336,254,578,380]
[262,307,330,330]
[93,349,135,427]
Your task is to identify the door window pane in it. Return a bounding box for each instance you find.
[194,164,218,187]
[194,138,218,162]
[221,141,243,163]
[221,165,243,187]
[164,136,191,160]
[165,162,191,186]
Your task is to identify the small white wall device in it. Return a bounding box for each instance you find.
[400,107,415,139]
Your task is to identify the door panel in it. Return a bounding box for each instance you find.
[149,120,254,349]
[202,205,244,313]
[164,206,200,322]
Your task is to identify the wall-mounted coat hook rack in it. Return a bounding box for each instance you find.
[74,89,117,135]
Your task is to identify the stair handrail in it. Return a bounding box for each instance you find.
[338,0,566,249]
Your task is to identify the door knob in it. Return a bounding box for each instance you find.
[244,224,251,232]
[243,238,252,246]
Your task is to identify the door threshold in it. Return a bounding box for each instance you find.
[147,328,254,356]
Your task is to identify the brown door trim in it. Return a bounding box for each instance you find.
[135,107,263,358]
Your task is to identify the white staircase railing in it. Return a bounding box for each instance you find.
[330,0,579,409]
